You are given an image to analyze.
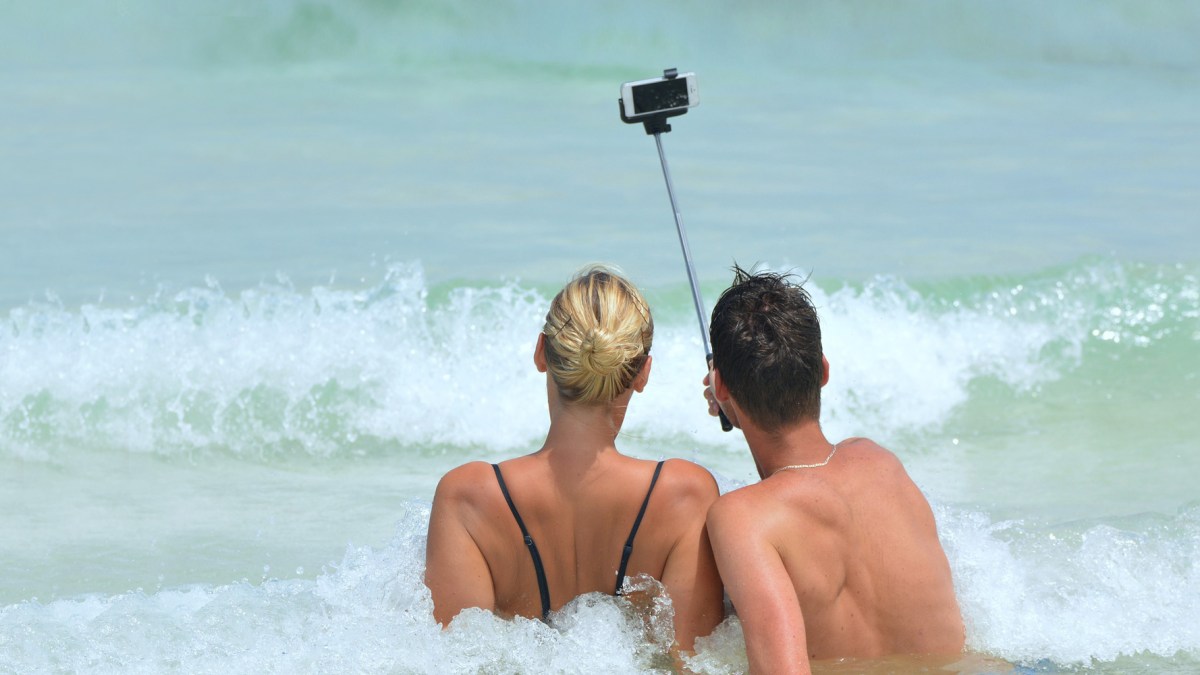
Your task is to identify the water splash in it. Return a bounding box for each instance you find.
[2,259,1195,462]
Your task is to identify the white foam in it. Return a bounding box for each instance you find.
[4,500,1197,672]
[1,264,552,460]
[938,503,1200,665]
[0,503,692,674]
[625,271,1088,455]
[9,261,1180,461]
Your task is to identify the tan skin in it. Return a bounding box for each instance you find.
[703,358,965,675]
[425,334,724,654]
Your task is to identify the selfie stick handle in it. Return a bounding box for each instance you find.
[652,132,734,433]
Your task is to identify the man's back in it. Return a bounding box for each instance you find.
[705,267,964,673]
[707,437,964,671]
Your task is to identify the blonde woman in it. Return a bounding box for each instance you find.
[425,265,723,653]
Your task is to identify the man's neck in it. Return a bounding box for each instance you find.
[742,418,832,480]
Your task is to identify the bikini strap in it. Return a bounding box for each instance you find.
[614,460,665,595]
[492,463,552,620]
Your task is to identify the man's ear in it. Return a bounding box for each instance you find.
[631,355,652,393]
[710,367,744,431]
[821,355,830,387]
[534,333,548,373]
[711,366,732,403]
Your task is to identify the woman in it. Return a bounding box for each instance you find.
[424,265,723,653]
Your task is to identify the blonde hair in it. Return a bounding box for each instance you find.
[542,265,654,405]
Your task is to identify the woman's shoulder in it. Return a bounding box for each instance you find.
[650,458,719,507]
[432,460,500,507]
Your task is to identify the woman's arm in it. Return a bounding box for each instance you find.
[424,464,496,625]
[659,461,726,653]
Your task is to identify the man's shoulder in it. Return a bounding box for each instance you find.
[708,460,860,537]
[838,438,927,500]
[840,436,895,458]
[840,437,908,476]
[706,481,778,537]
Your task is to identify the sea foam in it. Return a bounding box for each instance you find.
[3,500,1197,672]
[3,260,1194,462]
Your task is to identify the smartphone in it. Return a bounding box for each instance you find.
[620,72,698,119]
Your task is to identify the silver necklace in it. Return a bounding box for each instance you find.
[771,442,840,475]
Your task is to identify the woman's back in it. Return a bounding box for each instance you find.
[427,453,723,652]
[424,266,723,652]
[434,454,716,620]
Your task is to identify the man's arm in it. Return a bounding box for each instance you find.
[707,495,811,675]
[425,464,496,625]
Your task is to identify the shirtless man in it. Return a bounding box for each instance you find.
[702,267,964,674]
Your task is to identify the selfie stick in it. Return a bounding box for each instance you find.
[620,69,733,432]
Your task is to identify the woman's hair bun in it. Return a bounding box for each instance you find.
[541,266,653,405]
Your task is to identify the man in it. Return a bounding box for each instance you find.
[702,267,964,674]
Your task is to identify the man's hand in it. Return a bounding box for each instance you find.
[702,371,740,429]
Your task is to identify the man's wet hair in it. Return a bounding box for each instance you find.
[710,265,823,431]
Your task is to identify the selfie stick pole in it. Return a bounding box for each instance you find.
[620,70,733,432]
[653,135,711,357]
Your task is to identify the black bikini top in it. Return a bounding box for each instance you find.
[491,460,665,620]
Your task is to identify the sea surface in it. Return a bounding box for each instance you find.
[2,1,1198,673]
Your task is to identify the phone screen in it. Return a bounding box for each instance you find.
[632,78,690,115]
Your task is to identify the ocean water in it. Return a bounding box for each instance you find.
[2,1,1199,673]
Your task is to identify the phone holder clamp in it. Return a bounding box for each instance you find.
[618,68,689,135]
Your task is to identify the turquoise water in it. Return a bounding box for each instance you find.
[2,1,1199,673]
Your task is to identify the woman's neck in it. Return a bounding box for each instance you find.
[538,391,631,477]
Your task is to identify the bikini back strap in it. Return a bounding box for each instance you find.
[614,460,665,595]
[492,463,552,620]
